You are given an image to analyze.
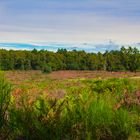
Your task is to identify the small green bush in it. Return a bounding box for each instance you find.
[41,64,52,74]
[84,78,135,95]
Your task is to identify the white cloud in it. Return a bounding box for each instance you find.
[0,0,140,43]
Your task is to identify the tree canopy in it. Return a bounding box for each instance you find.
[0,47,139,72]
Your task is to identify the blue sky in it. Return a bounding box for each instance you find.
[0,0,140,44]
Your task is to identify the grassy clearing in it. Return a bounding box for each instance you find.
[0,71,140,139]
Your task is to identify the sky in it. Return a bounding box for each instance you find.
[0,0,140,44]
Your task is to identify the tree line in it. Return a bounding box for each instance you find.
[0,46,139,72]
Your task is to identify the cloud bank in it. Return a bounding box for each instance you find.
[0,0,140,44]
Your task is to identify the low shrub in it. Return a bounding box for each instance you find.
[41,64,52,74]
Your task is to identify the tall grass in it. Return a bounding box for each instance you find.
[0,72,12,139]
[0,76,139,139]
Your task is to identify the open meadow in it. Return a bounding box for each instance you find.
[0,70,139,139]
[1,0,140,139]
[5,70,140,98]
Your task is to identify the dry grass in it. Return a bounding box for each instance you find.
[5,70,140,100]
[49,70,140,79]
[5,70,48,84]
[5,70,140,83]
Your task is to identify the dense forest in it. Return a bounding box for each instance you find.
[0,46,140,72]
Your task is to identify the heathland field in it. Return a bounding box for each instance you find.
[0,70,140,139]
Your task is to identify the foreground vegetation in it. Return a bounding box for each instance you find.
[0,71,140,140]
[0,46,140,72]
